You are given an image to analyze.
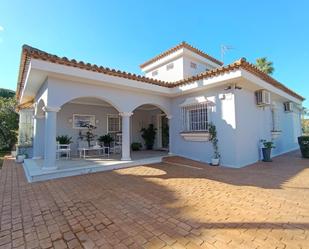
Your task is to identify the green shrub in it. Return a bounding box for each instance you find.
[131,142,142,151]
[98,134,114,147]
[141,124,157,150]
[56,135,72,144]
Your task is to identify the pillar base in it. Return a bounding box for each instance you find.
[121,157,132,161]
[42,166,58,171]
[32,156,42,160]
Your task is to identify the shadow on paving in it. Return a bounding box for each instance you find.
[0,154,308,248]
[146,150,309,189]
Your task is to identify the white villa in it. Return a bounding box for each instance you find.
[16,42,304,182]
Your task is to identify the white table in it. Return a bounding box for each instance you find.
[78,146,110,159]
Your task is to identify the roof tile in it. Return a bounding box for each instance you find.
[16,45,304,102]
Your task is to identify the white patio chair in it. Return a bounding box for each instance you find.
[110,133,122,154]
[56,142,71,160]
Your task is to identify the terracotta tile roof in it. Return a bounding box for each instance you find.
[173,57,305,101]
[16,45,174,100]
[140,41,224,68]
[16,45,305,102]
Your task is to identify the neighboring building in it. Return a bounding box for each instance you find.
[16,41,304,173]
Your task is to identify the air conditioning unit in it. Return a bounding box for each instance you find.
[255,90,271,106]
[283,101,293,112]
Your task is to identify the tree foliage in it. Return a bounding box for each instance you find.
[0,88,15,98]
[302,107,309,135]
[0,95,19,150]
[255,57,274,75]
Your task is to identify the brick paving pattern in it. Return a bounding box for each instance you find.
[0,151,308,248]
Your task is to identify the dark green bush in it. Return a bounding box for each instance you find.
[298,136,309,158]
[131,142,142,151]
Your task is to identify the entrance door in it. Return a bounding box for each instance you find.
[157,114,169,150]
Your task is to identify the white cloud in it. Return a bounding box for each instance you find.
[0,26,4,32]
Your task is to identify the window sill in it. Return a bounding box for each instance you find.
[180,131,210,141]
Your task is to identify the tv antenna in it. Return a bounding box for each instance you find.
[221,45,235,63]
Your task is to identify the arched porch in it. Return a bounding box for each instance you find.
[28,96,171,179]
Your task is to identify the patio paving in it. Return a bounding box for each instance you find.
[0,150,309,248]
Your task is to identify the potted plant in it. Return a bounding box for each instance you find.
[140,124,157,150]
[209,123,220,165]
[56,135,72,144]
[78,122,97,147]
[262,141,275,162]
[131,142,142,151]
[98,134,114,147]
[298,136,309,158]
[16,147,28,163]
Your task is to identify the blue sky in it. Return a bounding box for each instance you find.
[0,0,308,107]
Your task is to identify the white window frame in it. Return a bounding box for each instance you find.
[271,104,280,132]
[182,103,209,132]
[107,114,122,133]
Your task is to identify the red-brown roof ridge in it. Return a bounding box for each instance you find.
[140,41,224,69]
[16,45,175,99]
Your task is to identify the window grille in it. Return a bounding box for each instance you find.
[107,115,122,133]
[181,103,208,132]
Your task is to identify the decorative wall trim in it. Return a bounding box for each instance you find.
[119,112,133,117]
[180,132,210,141]
[42,106,61,112]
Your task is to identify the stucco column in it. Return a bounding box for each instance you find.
[167,115,172,155]
[42,106,60,170]
[120,112,133,161]
[32,114,45,159]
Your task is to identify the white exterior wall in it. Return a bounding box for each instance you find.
[26,62,302,168]
[46,77,171,115]
[145,57,184,82]
[170,86,302,167]
[182,57,214,79]
[144,55,217,82]
[235,89,302,166]
[170,86,238,166]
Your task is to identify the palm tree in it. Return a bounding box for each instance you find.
[255,57,274,75]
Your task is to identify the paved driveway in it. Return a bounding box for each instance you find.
[0,151,308,249]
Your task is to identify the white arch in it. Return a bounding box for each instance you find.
[35,99,46,116]
[130,102,171,116]
[58,95,122,112]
